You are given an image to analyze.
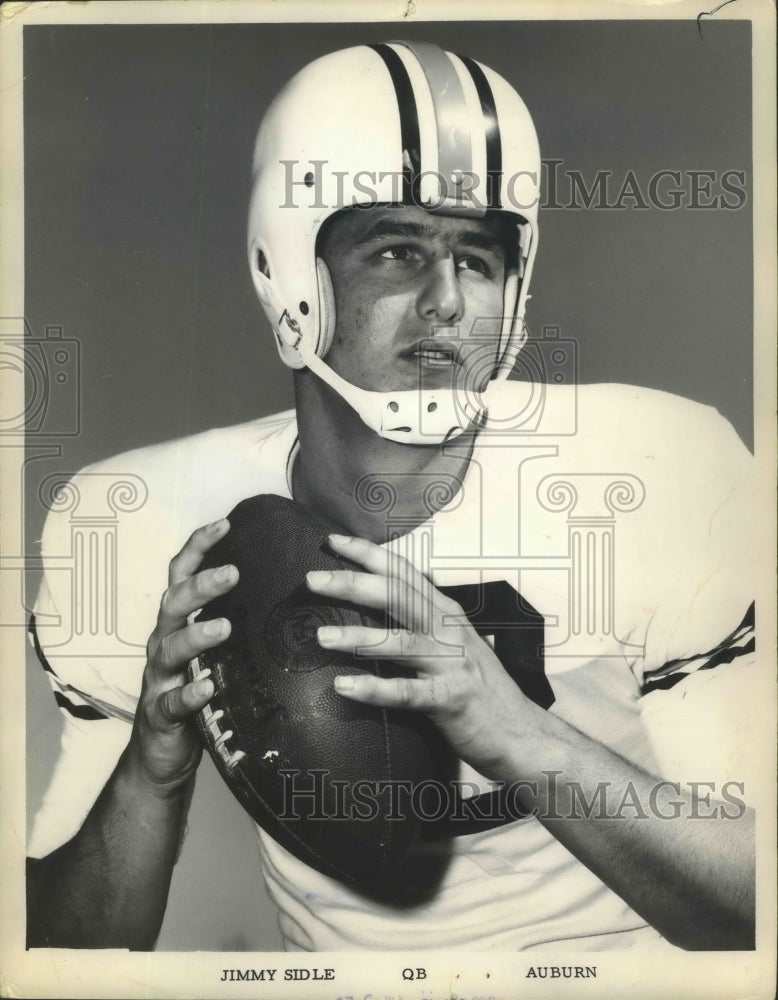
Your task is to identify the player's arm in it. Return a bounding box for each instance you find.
[308,533,755,952]
[27,520,237,950]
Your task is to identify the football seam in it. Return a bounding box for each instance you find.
[194,663,370,888]
[379,704,393,867]
[220,744,366,887]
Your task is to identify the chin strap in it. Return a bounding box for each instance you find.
[257,267,488,445]
[298,338,486,445]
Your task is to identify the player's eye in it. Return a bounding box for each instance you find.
[457,255,491,276]
[379,245,419,262]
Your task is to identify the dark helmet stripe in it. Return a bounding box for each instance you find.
[368,43,421,204]
[458,54,502,208]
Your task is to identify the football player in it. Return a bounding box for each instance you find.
[27,41,759,951]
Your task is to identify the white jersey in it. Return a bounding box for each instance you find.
[28,382,760,951]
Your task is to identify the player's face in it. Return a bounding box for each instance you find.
[317,205,510,394]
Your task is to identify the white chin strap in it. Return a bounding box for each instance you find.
[258,268,489,445]
[296,336,485,445]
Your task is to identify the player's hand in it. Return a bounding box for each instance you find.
[127,518,237,794]
[308,533,533,780]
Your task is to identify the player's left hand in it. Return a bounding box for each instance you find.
[307,533,535,780]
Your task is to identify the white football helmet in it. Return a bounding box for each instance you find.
[248,41,540,444]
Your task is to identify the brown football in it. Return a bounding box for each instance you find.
[190,493,456,898]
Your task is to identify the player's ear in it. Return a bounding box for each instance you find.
[316,257,337,357]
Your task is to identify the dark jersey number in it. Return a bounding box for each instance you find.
[438,580,554,710]
[420,580,553,839]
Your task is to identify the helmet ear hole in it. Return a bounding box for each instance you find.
[315,257,337,357]
[256,249,271,279]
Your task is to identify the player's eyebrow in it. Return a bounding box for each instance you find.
[455,229,508,257]
[353,218,437,246]
[354,217,506,257]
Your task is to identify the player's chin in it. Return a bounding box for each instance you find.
[403,363,492,396]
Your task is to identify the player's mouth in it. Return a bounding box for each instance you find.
[404,340,462,369]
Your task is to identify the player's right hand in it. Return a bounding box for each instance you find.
[126,518,237,795]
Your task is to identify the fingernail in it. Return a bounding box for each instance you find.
[194,667,211,680]
[203,618,226,637]
[318,626,342,645]
[216,564,235,583]
[194,678,214,699]
[334,675,354,691]
[207,518,227,532]
[307,570,333,587]
[329,533,352,545]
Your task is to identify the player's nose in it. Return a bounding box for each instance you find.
[416,255,465,325]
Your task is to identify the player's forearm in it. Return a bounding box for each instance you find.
[26,747,190,950]
[502,703,755,950]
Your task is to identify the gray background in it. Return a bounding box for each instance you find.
[24,20,752,950]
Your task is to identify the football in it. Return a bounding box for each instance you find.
[190,493,456,897]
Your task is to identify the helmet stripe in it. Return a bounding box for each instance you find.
[368,43,421,204]
[394,40,475,195]
[458,55,502,208]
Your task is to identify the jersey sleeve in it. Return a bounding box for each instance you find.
[637,405,767,800]
[26,465,160,858]
[27,576,137,859]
